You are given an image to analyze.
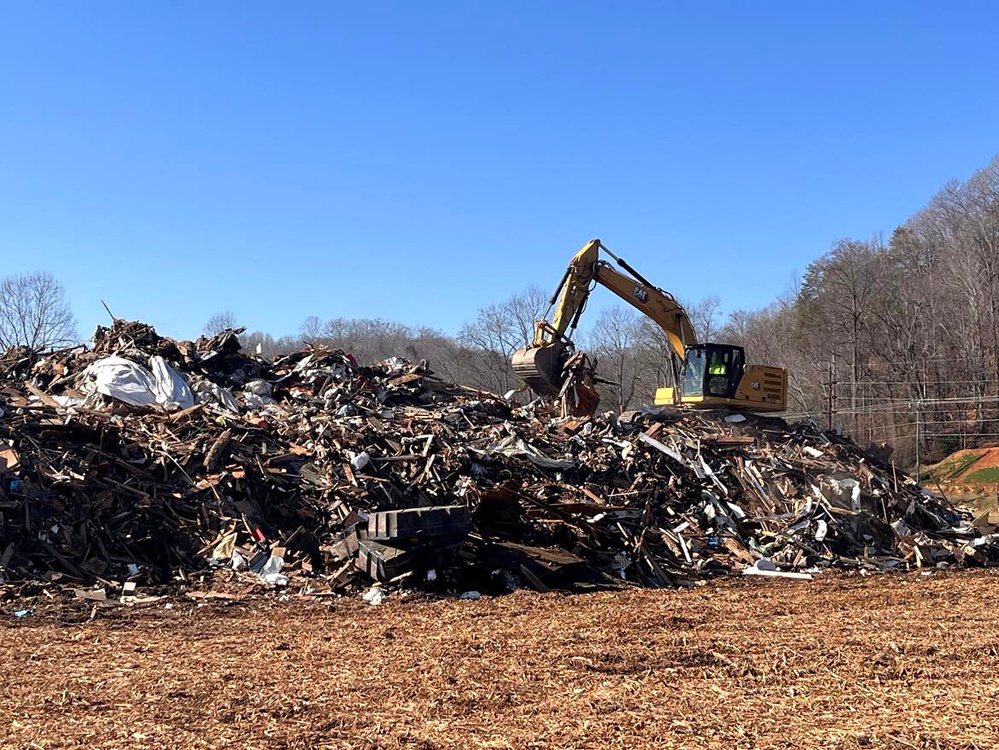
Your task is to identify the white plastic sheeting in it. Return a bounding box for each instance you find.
[84,356,195,409]
[192,380,240,413]
[240,380,277,409]
[149,356,195,408]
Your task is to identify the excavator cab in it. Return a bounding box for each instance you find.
[680,344,745,400]
[656,342,786,412]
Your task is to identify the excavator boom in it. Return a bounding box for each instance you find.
[512,239,696,399]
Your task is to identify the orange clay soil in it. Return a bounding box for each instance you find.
[967,447,999,472]
[931,447,999,499]
[3,572,999,750]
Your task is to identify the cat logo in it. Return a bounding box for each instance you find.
[633,286,649,303]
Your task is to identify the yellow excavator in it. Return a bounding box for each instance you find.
[511,239,787,414]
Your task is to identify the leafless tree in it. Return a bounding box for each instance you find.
[241,331,302,359]
[0,271,78,351]
[588,305,645,410]
[796,237,884,433]
[299,315,325,342]
[292,315,479,388]
[702,156,999,465]
[458,286,549,393]
[203,310,240,336]
[684,295,722,342]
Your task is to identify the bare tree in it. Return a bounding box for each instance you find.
[299,315,325,342]
[0,271,78,351]
[293,316,475,387]
[683,295,722,342]
[458,286,549,392]
[714,158,999,463]
[203,310,240,336]
[506,286,550,349]
[796,237,883,433]
[241,330,302,359]
[589,305,645,410]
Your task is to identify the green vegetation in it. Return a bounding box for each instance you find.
[933,451,985,481]
[963,466,999,484]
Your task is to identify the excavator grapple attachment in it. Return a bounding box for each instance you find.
[511,343,564,397]
[558,350,600,417]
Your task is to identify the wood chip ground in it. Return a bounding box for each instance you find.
[2,572,997,749]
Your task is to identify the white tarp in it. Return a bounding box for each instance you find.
[192,380,240,413]
[84,355,195,409]
[149,356,195,407]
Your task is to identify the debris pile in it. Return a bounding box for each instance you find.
[0,321,994,595]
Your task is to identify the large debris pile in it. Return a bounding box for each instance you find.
[0,321,994,595]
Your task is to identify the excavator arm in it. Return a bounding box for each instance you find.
[514,239,695,399]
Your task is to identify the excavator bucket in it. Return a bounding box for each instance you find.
[511,344,564,397]
[512,343,602,417]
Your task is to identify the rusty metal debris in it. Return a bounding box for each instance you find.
[0,320,994,597]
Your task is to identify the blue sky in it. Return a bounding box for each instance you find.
[2,2,998,341]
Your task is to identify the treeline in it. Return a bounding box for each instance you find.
[729,154,999,466]
[231,288,726,414]
[234,289,554,396]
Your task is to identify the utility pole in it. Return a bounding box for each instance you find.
[914,401,921,483]
[826,354,837,432]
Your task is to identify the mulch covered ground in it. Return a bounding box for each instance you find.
[2,572,998,749]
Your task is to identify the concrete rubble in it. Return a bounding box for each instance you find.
[0,320,995,597]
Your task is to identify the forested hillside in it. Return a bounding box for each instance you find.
[728,154,999,466]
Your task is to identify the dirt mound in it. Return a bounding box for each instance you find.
[928,447,999,501]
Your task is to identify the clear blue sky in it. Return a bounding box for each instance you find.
[2,2,998,342]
